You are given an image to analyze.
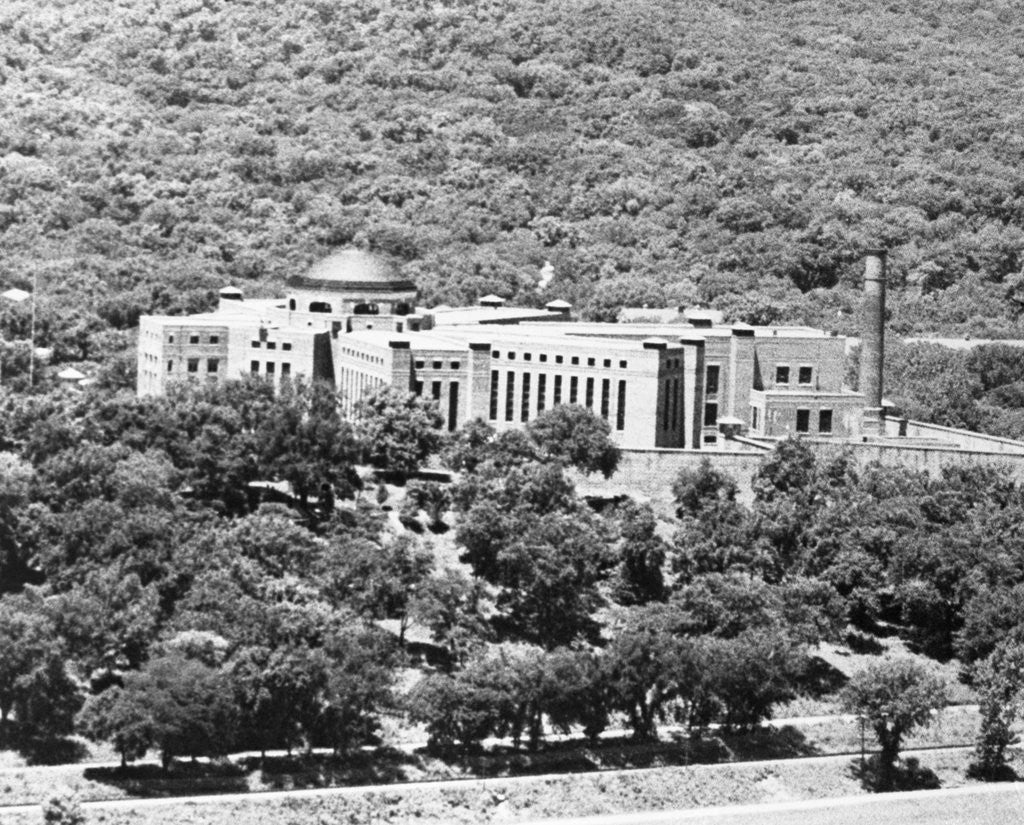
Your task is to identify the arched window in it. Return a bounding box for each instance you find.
[353,302,380,315]
[309,301,333,313]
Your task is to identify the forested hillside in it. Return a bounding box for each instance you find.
[3,0,1024,382]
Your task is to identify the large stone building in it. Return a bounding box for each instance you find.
[137,248,873,449]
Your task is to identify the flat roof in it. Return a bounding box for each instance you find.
[429,305,561,325]
[342,329,468,351]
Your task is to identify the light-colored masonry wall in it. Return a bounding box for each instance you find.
[584,435,1024,509]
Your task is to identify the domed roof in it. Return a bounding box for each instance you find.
[287,249,416,293]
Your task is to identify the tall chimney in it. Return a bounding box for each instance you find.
[860,248,886,435]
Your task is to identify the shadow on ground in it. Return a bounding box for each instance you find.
[850,755,941,792]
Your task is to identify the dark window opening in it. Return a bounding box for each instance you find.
[672,378,680,430]
[432,361,442,369]
[556,355,564,364]
[603,359,611,368]
[706,365,720,395]
[600,378,610,419]
[776,365,790,385]
[450,362,460,370]
[570,376,579,404]
[267,341,277,350]
[663,381,670,429]
[282,342,292,351]
[508,352,516,360]
[524,353,532,361]
[168,335,174,343]
[521,373,531,422]
[431,381,442,402]
[799,366,813,385]
[187,358,199,373]
[281,363,291,377]
[538,374,547,413]
[309,301,332,313]
[796,408,810,433]
[704,402,718,427]
[619,360,627,369]
[395,302,412,316]
[288,299,296,311]
[414,380,423,396]
[353,302,379,315]
[207,359,219,373]
[554,375,563,405]
[167,360,173,372]
[489,371,499,420]
[448,383,459,431]
[251,341,260,348]
[587,358,595,367]
[585,377,594,409]
[505,372,515,421]
[209,335,219,345]
[819,409,833,434]
[539,354,547,362]
[266,362,275,375]
[250,360,259,374]
[752,407,760,430]
[189,335,199,344]
[571,356,579,365]
[616,381,626,431]
[415,360,425,368]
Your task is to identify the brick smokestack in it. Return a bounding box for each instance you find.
[860,249,886,435]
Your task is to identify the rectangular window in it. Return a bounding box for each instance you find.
[752,407,760,430]
[266,362,275,375]
[448,382,459,431]
[819,409,833,434]
[209,335,219,345]
[168,335,174,343]
[538,374,547,413]
[492,351,499,359]
[776,365,790,385]
[282,342,292,351]
[415,360,425,369]
[571,356,579,366]
[167,360,174,372]
[706,365,720,395]
[600,378,610,420]
[705,402,718,427]
[521,373,531,422]
[619,360,628,369]
[251,340,260,348]
[432,361,442,369]
[489,370,499,420]
[796,408,810,433]
[187,358,199,373]
[508,352,516,360]
[281,363,291,377]
[450,361,460,370]
[554,375,563,405]
[539,354,547,363]
[616,380,626,431]
[556,355,564,364]
[585,377,594,409]
[267,341,277,350]
[505,372,515,421]
[663,381,671,429]
[207,359,219,373]
[431,381,442,402]
[414,380,423,396]
[798,366,813,385]
[189,335,200,344]
[587,357,595,367]
[570,376,579,404]
[250,360,259,374]
[672,378,680,430]
[524,353,532,362]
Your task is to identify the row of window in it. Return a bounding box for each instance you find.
[251,361,292,377]
[340,347,384,366]
[412,380,461,431]
[251,340,293,351]
[415,360,461,370]
[775,365,814,386]
[492,351,629,370]
[488,371,627,430]
[169,358,219,373]
[167,334,221,345]
[750,407,833,434]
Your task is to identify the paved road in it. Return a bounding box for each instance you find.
[526,784,1024,825]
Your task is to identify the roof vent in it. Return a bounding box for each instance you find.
[479,294,506,308]
[545,299,571,314]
